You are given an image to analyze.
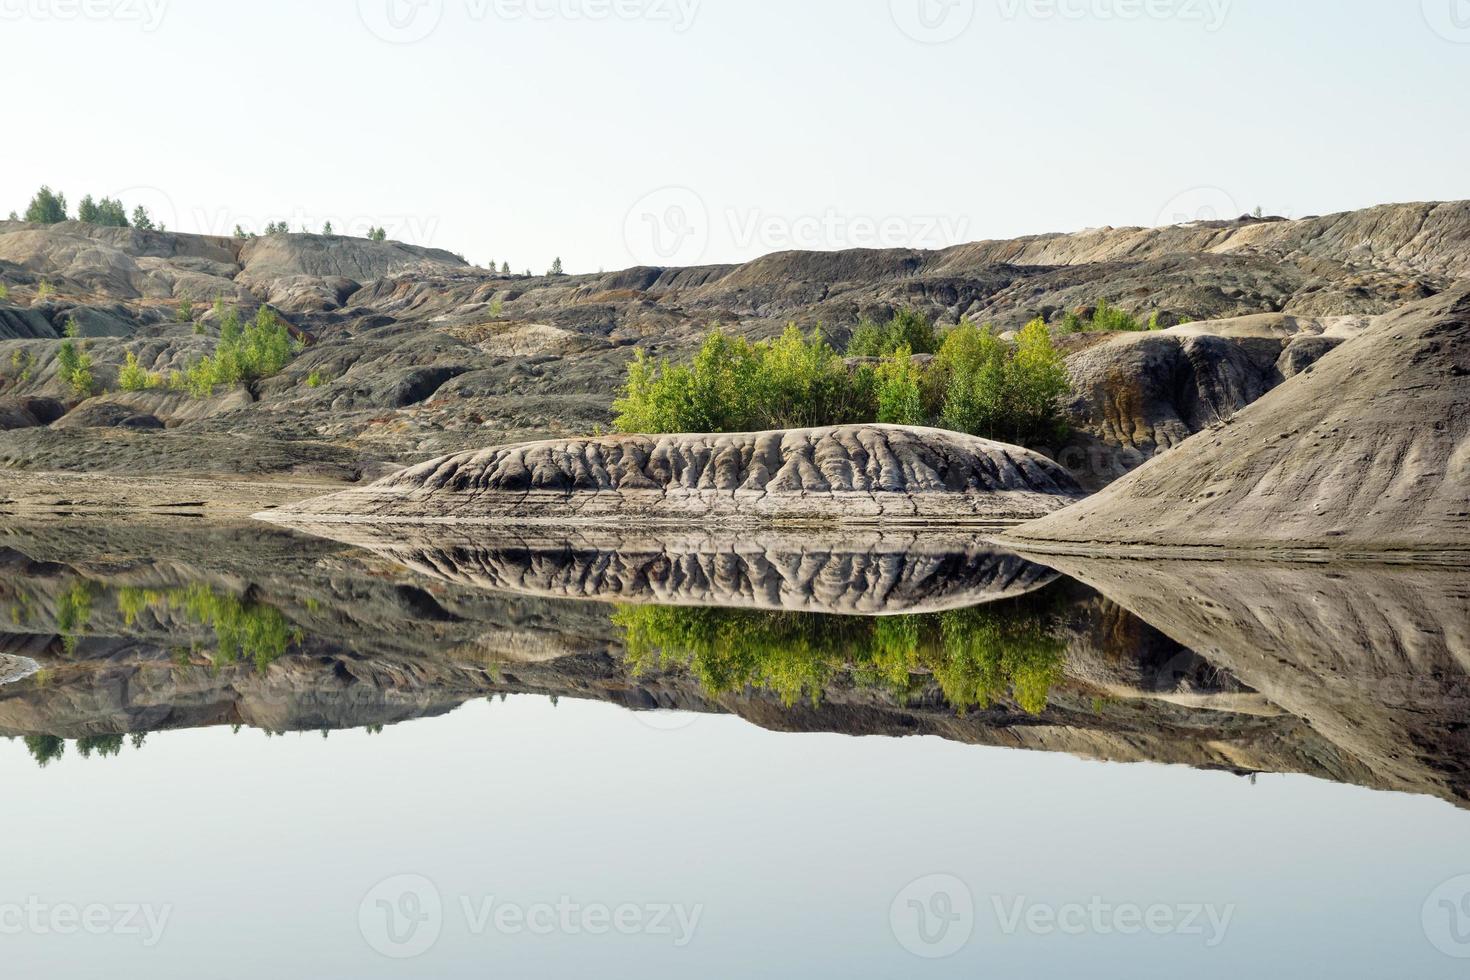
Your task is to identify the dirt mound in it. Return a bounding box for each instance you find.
[260,425,1085,527]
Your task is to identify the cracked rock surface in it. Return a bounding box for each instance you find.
[261,425,1085,527]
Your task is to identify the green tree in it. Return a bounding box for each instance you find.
[77,194,99,223]
[56,339,96,397]
[24,186,68,224]
[24,735,66,767]
[179,305,299,398]
[501,261,510,274]
[91,197,129,227]
[322,220,334,236]
[117,351,160,391]
[368,226,387,242]
[875,345,924,426]
[549,257,564,275]
[131,206,154,231]
[845,309,938,358]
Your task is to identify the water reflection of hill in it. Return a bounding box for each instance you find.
[1,522,1465,808]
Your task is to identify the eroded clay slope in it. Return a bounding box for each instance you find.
[1010,285,1470,552]
[262,425,1085,526]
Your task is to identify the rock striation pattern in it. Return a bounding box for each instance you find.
[261,526,1060,615]
[261,425,1085,527]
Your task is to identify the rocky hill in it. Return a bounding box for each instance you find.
[1008,284,1470,553]
[1,201,1466,489]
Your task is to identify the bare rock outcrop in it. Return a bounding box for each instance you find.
[261,425,1085,527]
[1011,285,1470,553]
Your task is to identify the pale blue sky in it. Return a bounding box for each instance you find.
[3,0,1466,272]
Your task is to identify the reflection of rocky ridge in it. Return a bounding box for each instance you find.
[1025,553,1470,805]
[0,653,38,685]
[2,521,1466,808]
[260,426,1083,527]
[268,526,1061,615]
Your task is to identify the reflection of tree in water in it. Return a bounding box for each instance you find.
[17,732,148,767]
[616,591,1065,715]
[116,584,302,672]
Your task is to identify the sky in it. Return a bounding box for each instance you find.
[2,0,1467,273]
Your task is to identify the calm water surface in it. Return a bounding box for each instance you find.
[2,522,1467,978]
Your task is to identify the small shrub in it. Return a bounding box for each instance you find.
[305,369,327,388]
[875,346,924,426]
[845,308,938,357]
[0,283,8,301]
[614,326,876,434]
[1087,298,1143,333]
[10,349,35,383]
[63,316,81,338]
[178,305,299,398]
[56,339,97,397]
[35,281,55,304]
[176,298,193,322]
[1058,310,1083,334]
[117,351,162,392]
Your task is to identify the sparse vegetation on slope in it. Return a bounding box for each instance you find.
[613,309,1071,449]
